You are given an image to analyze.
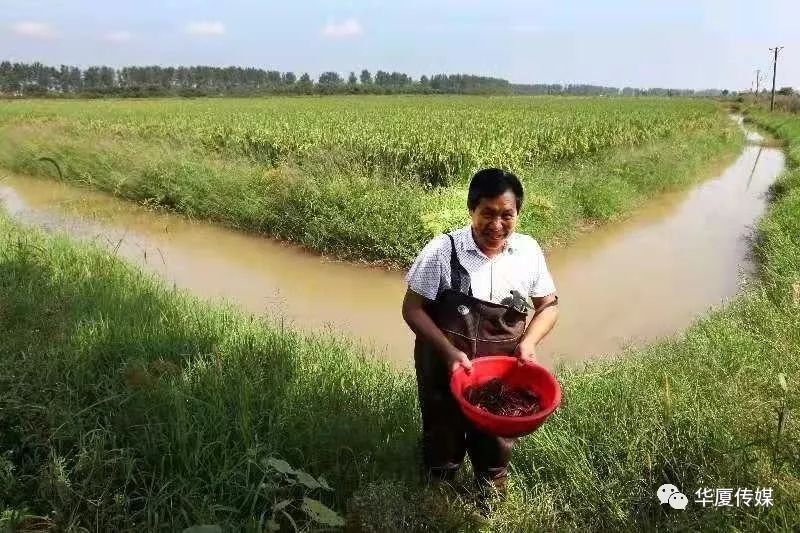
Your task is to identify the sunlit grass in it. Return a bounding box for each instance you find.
[0,97,741,266]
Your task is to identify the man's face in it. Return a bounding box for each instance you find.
[469,190,518,254]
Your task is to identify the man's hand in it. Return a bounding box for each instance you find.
[513,292,558,366]
[404,289,473,375]
[402,288,475,375]
[513,341,537,366]
[447,348,473,374]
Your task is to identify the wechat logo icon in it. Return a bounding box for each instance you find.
[657,484,688,510]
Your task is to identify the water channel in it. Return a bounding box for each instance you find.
[0,120,784,370]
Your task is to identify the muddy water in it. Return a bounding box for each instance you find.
[0,126,784,370]
[538,142,783,363]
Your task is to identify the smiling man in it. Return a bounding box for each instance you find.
[401,167,559,499]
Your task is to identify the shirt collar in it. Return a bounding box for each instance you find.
[463,225,515,256]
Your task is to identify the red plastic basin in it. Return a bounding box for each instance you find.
[450,355,562,438]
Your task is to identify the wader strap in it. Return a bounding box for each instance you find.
[447,233,472,297]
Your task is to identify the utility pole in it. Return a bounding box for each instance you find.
[769,46,784,111]
[753,69,761,102]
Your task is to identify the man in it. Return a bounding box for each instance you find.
[401,167,559,498]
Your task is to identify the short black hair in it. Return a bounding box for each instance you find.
[467,168,524,212]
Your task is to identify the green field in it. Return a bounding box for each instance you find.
[0,96,740,264]
[0,97,798,531]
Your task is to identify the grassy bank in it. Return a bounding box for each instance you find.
[0,97,741,266]
[0,216,421,530]
[1,113,799,530]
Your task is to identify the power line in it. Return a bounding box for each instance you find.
[769,46,784,111]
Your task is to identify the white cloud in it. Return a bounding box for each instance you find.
[185,21,226,36]
[322,18,362,39]
[101,30,132,43]
[11,21,55,39]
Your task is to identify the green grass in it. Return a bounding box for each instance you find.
[1,111,799,530]
[0,97,731,184]
[0,219,421,530]
[0,97,741,266]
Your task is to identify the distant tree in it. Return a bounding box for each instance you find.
[159,66,175,88]
[777,86,795,96]
[297,72,313,94]
[348,71,358,85]
[265,70,281,87]
[374,70,389,87]
[389,72,411,87]
[282,72,296,85]
[359,69,372,85]
[0,61,13,92]
[317,71,343,94]
[83,66,102,89]
[99,66,116,88]
[318,71,342,85]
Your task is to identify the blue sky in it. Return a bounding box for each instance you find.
[1,0,797,90]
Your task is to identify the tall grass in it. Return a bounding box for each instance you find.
[0,97,731,187]
[0,218,422,530]
[0,98,741,266]
[1,111,799,530]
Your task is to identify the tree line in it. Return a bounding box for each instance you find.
[0,61,731,98]
[511,83,731,97]
[0,62,513,97]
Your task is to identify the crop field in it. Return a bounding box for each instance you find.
[0,96,740,264]
[1,97,727,183]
